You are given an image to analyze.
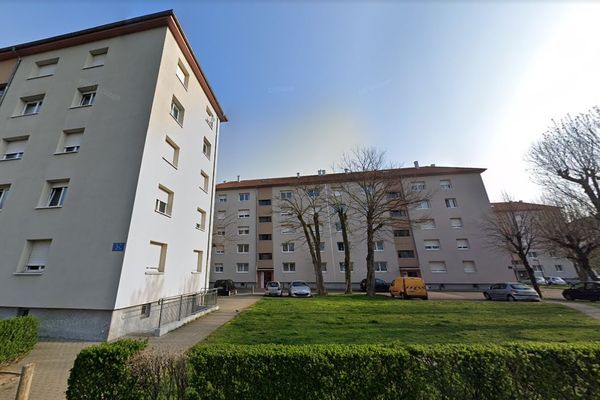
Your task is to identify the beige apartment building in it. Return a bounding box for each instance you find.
[211,166,515,291]
[0,11,226,340]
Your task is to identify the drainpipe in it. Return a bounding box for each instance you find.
[204,117,220,292]
[0,47,21,108]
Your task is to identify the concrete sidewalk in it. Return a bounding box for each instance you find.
[0,295,260,400]
[546,300,600,321]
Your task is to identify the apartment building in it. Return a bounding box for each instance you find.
[211,166,515,291]
[491,202,579,282]
[0,11,226,340]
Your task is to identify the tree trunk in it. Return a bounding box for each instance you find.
[365,220,375,297]
[312,213,327,296]
[338,211,352,294]
[522,256,543,298]
[579,257,599,281]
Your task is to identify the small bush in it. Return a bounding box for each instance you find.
[128,351,193,400]
[66,339,147,400]
[0,316,38,365]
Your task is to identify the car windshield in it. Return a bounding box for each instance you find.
[292,282,307,287]
[510,284,531,290]
[267,282,279,287]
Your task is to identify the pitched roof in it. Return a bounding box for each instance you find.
[216,166,486,190]
[0,10,227,121]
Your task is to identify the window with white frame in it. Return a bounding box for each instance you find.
[176,61,189,87]
[321,262,327,272]
[424,240,441,250]
[532,265,543,272]
[197,208,206,230]
[555,264,563,272]
[445,198,458,208]
[203,137,211,159]
[528,251,538,259]
[450,218,463,228]
[201,171,209,192]
[280,191,292,200]
[280,211,292,217]
[218,194,227,203]
[170,97,184,125]
[148,241,167,272]
[394,229,410,237]
[238,209,250,219]
[20,95,43,115]
[416,200,431,209]
[390,209,408,218]
[205,106,215,129]
[238,226,250,235]
[374,241,384,251]
[237,244,249,253]
[194,250,203,272]
[33,58,58,77]
[239,193,250,201]
[339,262,354,272]
[283,262,296,272]
[334,222,342,232]
[215,263,224,273]
[46,181,69,207]
[281,227,294,235]
[155,185,173,216]
[2,138,27,160]
[456,239,469,250]
[463,260,476,273]
[215,229,225,236]
[282,242,295,253]
[0,185,9,209]
[440,179,452,190]
[429,261,447,273]
[59,129,84,153]
[375,261,388,272]
[319,242,325,251]
[337,242,345,252]
[420,219,436,230]
[387,191,400,199]
[236,263,249,273]
[217,210,226,220]
[411,181,426,191]
[23,239,52,273]
[77,86,97,107]
[215,245,224,255]
[164,136,179,167]
[85,48,108,68]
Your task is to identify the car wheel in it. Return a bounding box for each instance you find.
[507,295,516,302]
[563,293,573,301]
[483,292,491,300]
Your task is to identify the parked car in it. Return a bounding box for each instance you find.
[360,278,390,292]
[265,281,283,297]
[562,282,600,301]
[389,277,428,300]
[288,281,312,297]
[483,282,540,301]
[214,279,237,296]
[546,276,567,285]
[535,276,548,285]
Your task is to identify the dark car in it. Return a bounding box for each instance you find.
[214,279,237,296]
[360,278,390,292]
[562,282,600,301]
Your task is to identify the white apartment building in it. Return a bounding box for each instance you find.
[0,11,226,340]
[211,166,515,291]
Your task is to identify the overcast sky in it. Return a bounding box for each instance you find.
[2,1,600,202]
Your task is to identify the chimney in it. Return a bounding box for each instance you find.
[344,168,349,174]
[237,175,240,182]
[296,172,300,178]
[413,161,419,168]
[430,163,436,167]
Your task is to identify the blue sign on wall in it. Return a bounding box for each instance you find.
[112,243,126,252]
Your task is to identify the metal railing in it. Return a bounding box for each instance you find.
[157,289,218,329]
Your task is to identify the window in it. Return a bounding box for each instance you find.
[387,191,400,199]
[237,263,249,273]
[215,229,225,236]
[528,251,538,259]
[206,106,215,129]
[319,242,325,251]
[281,227,294,235]
[456,239,469,250]
[339,262,354,272]
[170,97,184,125]
[394,229,410,237]
[445,198,458,208]
[337,242,345,252]
[334,222,343,232]
[217,210,226,220]
[2,138,27,160]
[0,185,9,209]
[375,261,388,272]
[196,208,207,230]
[282,242,295,253]
[239,193,250,201]
[259,234,272,240]
[59,129,84,153]
[201,171,209,192]
[237,244,249,253]
[440,180,452,190]
[238,209,250,219]
[390,209,408,218]
[416,200,431,209]
[46,181,69,207]
[450,218,463,228]
[141,303,151,318]
[21,95,43,115]
[218,194,227,203]
[280,191,292,200]
[148,241,167,272]
[0,84,6,99]
[164,136,179,167]
[238,226,250,235]
[374,241,384,251]
[283,262,296,272]
[533,265,543,272]
[203,137,211,159]
[420,219,436,230]
[78,87,97,106]
[259,253,272,260]
[155,185,173,216]
[463,261,476,273]
[259,216,272,223]
[307,189,320,198]
[23,240,51,272]
[411,181,426,191]
[215,263,224,273]
[280,211,292,217]
[429,261,447,273]
[398,250,415,258]
[194,250,203,272]
[258,199,272,206]
[86,48,108,68]
[215,245,225,255]
[424,240,441,250]
[321,262,327,272]
[33,58,58,77]
[555,264,564,272]
[176,61,189,87]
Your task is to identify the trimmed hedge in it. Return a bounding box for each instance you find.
[187,343,600,400]
[0,316,38,365]
[66,339,147,400]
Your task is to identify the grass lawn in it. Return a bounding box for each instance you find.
[204,295,600,345]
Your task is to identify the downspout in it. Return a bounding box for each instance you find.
[204,118,220,292]
[0,47,21,108]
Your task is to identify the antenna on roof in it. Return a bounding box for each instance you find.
[237,175,240,182]
[414,161,419,168]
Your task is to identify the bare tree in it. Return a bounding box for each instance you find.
[482,195,543,297]
[336,147,430,297]
[328,189,353,294]
[278,184,328,295]
[528,107,600,221]
[537,199,600,281]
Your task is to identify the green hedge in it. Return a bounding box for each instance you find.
[187,343,600,400]
[66,339,147,400]
[0,316,38,365]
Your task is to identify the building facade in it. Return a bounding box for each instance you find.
[211,166,515,291]
[0,11,226,340]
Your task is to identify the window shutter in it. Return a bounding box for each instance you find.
[28,241,51,266]
[64,133,83,148]
[5,140,26,154]
[157,188,169,203]
[148,243,162,269]
[38,63,57,76]
[91,53,106,67]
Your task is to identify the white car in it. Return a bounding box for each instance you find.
[535,276,547,285]
[288,281,312,298]
[546,276,567,285]
[265,281,283,297]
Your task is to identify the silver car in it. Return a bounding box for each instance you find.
[289,281,312,298]
[265,281,283,297]
[483,282,540,302]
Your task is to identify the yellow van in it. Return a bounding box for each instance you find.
[389,277,428,300]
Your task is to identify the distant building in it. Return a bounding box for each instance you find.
[0,11,226,340]
[211,166,515,291]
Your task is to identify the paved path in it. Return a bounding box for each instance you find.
[547,300,600,321]
[0,295,260,400]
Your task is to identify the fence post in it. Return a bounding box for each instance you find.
[15,363,35,400]
[157,299,164,329]
[177,295,183,321]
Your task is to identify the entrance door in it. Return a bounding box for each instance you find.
[264,271,273,287]
[257,271,274,288]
